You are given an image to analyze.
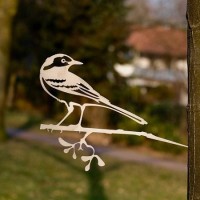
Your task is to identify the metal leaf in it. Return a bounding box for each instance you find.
[58,137,72,147]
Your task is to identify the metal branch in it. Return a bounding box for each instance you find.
[40,124,187,148]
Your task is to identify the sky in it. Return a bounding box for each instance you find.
[126,0,187,27]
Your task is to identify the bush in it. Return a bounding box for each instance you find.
[146,118,184,154]
[112,116,146,146]
[147,103,185,126]
[111,102,186,154]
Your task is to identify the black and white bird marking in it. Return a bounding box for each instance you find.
[40,53,147,127]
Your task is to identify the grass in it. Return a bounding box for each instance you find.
[0,139,187,200]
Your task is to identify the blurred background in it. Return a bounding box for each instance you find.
[0,0,187,199]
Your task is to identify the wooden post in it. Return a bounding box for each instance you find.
[187,1,200,199]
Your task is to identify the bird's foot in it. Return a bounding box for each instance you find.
[46,123,66,133]
[74,123,83,132]
[56,124,83,132]
[46,124,56,132]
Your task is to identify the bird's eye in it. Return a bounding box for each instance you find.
[61,59,67,63]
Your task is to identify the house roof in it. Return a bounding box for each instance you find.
[127,26,187,58]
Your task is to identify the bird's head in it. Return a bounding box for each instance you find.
[41,53,83,71]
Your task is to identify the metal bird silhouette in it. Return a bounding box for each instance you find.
[40,53,147,127]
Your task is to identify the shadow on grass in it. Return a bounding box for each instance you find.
[16,139,120,200]
[86,160,108,200]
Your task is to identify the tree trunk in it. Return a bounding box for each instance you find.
[7,73,17,108]
[0,0,18,141]
[187,1,200,199]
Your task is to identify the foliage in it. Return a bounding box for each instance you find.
[10,0,131,112]
[112,102,186,154]
[112,119,145,146]
[146,118,184,154]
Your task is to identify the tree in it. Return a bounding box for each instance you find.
[10,0,131,126]
[0,0,18,141]
[187,1,200,199]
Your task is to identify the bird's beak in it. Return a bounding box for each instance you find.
[68,60,83,66]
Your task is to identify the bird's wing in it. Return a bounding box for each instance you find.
[44,78,102,102]
[73,83,102,101]
[76,83,110,104]
[77,83,99,96]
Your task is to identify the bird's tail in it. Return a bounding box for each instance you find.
[101,98,147,125]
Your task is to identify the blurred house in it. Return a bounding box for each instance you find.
[115,26,187,105]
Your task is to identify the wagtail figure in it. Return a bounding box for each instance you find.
[40,54,147,128]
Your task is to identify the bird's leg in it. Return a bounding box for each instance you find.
[56,102,74,126]
[76,104,86,128]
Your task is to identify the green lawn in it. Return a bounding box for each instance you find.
[0,139,186,200]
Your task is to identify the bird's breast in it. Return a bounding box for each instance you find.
[42,67,68,80]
